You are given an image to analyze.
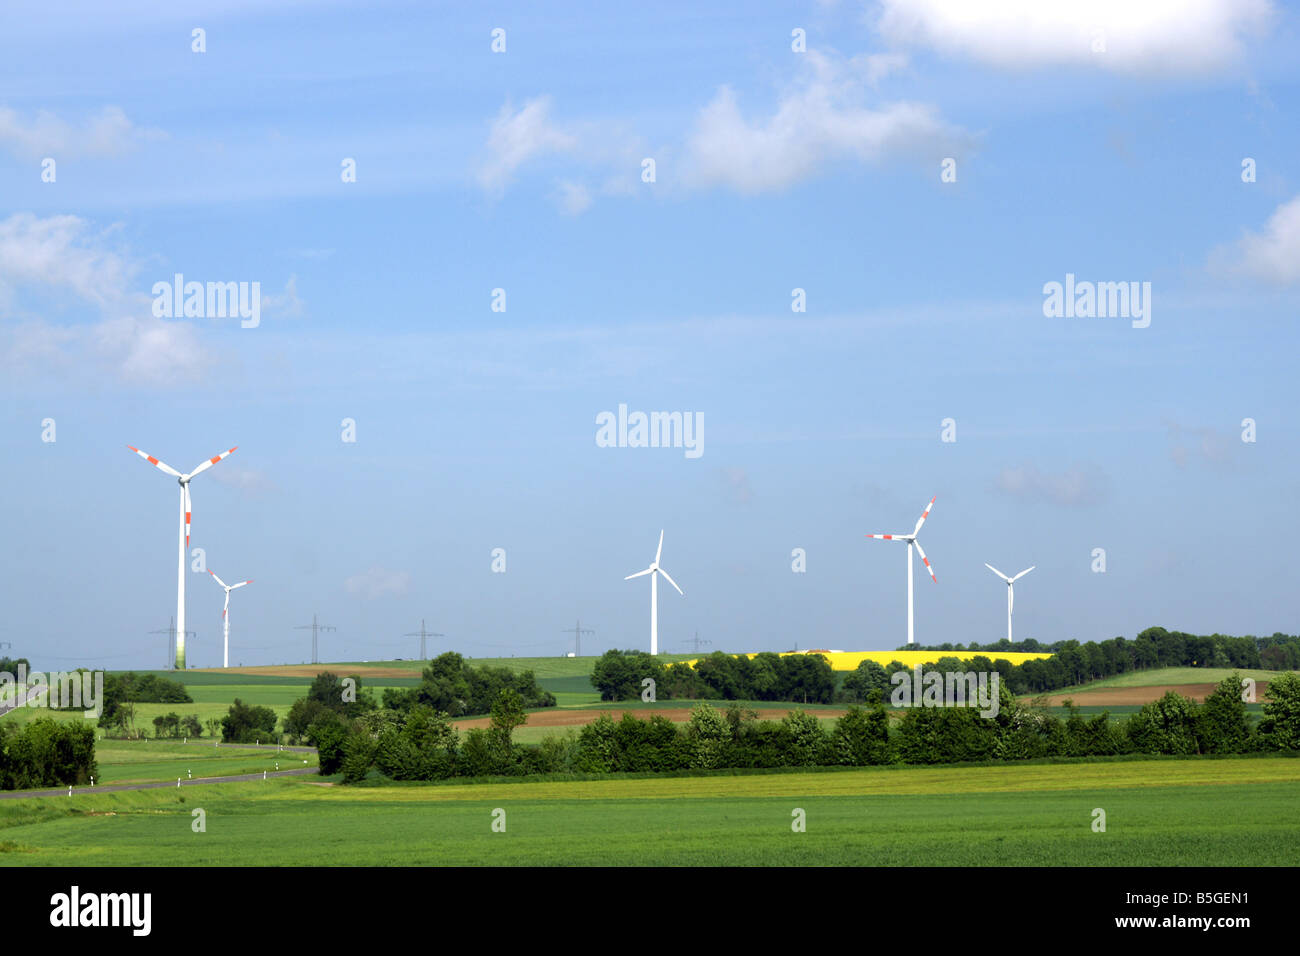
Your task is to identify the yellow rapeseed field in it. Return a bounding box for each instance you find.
[682,650,1053,670]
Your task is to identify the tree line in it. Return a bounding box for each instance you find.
[592,649,837,703]
[303,671,1300,784]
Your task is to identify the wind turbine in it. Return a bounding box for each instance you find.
[624,530,683,655]
[867,496,937,646]
[985,564,1034,643]
[128,445,237,669]
[208,570,252,669]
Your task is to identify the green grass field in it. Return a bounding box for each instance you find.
[1,756,1295,865]
[88,740,317,784]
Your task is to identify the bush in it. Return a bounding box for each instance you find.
[0,718,97,789]
[833,706,892,765]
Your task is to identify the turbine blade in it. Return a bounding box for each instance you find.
[985,563,1010,582]
[657,567,684,596]
[1011,566,1035,582]
[184,483,192,548]
[127,446,182,478]
[867,534,908,541]
[655,530,664,565]
[913,540,936,582]
[208,569,229,589]
[912,496,936,535]
[1008,583,1014,616]
[624,568,653,580]
[188,446,237,479]
[231,580,252,589]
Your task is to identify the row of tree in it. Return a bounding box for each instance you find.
[0,718,97,789]
[378,653,555,717]
[307,671,1300,783]
[592,649,837,703]
[909,628,1300,684]
[96,672,193,729]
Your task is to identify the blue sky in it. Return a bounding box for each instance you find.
[2,0,1299,669]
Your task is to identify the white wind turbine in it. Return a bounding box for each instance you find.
[985,564,1034,643]
[208,569,252,669]
[867,496,937,646]
[624,530,683,655]
[128,445,237,669]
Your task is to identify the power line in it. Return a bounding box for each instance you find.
[402,619,445,661]
[149,618,194,670]
[561,619,595,657]
[293,613,336,665]
[681,631,711,653]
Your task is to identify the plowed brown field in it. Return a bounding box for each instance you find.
[1033,682,1270,707]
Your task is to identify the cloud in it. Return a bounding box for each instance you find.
[682,51,962,193]
[720,467,754,504]
[993,463,1107,508]
[261,275,304,318]
[874,0,1274,74]
[344,565,412,600]
[0,213,215,386]
[0,212,133,307]
[0,104,164,160]
[1165,421,1236,468]
[1210,195,1300,284]
[554,181,593,216]
[477,97,577,195]
[209,465,278,496]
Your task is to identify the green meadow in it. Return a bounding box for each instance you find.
[1,756,1295,866]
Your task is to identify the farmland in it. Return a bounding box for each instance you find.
[0,755,1295,866]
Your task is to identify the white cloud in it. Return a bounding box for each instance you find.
[477,97,576,195]
[209,465,278,496]
[0,104,164,160]
[1211,195,1300,284]
[683,51,961,193]
[874,0,1274,74]
[344,565,412,600]
[0,212,133,307]
[994,464,1107,508]
[554,181,593,216]
[262,274,304,318]
[0,213,216,386]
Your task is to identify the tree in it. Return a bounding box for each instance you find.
[840,660,889,704]
[1257,672,1300,751]
[833,705,892,765]
[489,688,527,748]
[1196,673,1252,753]
[204,717,221,739]
[221,698,279,744]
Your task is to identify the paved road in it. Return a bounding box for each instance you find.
[0,767,321,800]
[0,684,49,715]
[105,738,317,754]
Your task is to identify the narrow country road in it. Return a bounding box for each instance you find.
[0,766,322,800]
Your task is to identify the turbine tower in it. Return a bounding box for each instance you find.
[624,530,683,655]
[403,619,444,660]
[867,496,937,646]
[128,445,237,669]
[208,570,252,668]
[985,564,1034,643]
